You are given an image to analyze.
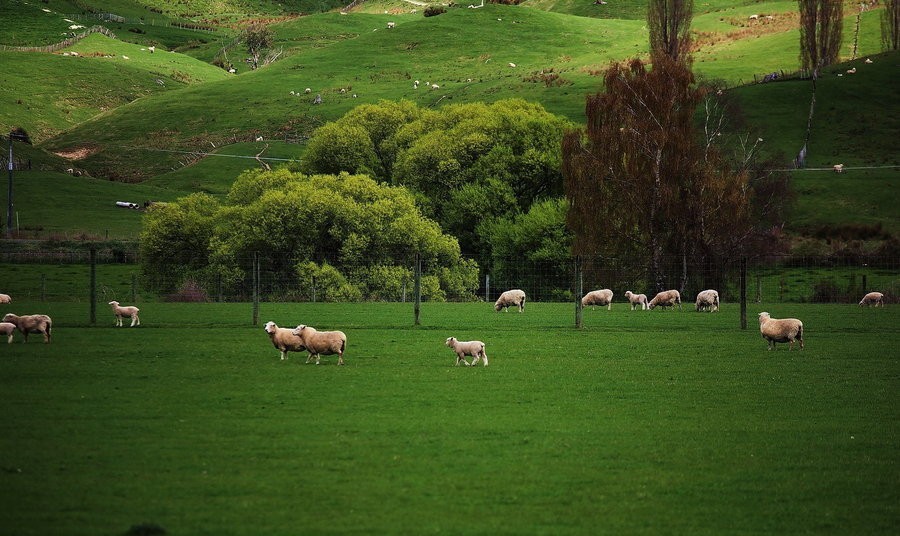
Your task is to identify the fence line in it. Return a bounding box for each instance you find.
[0,26,117,53]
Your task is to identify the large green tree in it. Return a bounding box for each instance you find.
[140,169,478,301]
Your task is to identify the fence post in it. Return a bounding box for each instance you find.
[402,277,407,303]
[485,274,490,303]
[252,252,259,326]
[756,274,761,303]
[40,273,45,302]
[575,256,583,329]
[740,257,747,330]
[862,274,867,295]
[131,272,137,303]
[89,247,97,325]
[413,253,421,326]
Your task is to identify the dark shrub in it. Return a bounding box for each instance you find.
[424,6,446,16]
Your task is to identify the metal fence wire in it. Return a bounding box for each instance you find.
[1,244,898,306]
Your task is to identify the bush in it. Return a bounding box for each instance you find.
[424,6,446,16]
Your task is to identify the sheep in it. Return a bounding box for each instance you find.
[748,14,759,20]
[0,322,16,344]
[624,291,648,311]
[695,289,720,312]
[305,87,311,94]
[0,293,10,303]
[495,289,526,313]
[148,46,155,53]
[108,301,140,327]
[859,291,884,307]
[846,67,856,74]
[387,21,396,29]
[2,313,52,344]
[581,289,613,310]
[758,312,804,351]
[431,84,440,89]
[292,325,347,365]
[264,321,306,361]
[865,58,873,64]
[445,337,489,366]
[648,289,682,310]
[833,163,844,173]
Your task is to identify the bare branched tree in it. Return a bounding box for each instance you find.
[243,24,274,70]
[647,0,694,63]
[884,0,900,51]
[799,0,844,79]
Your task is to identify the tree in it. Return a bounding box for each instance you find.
[140,169,479,301]
[243,24,274,70]
[647,0,694,63]
[884,0,900,51]
[562,55,790,293]
[799,0,843,79]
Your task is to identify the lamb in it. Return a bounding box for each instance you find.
[108,301,140,327]
[445,337,489,366]
[495,289,526,313]
[624,291,648,310]
[581,289,613,310]
[292,325,347,365]
[0,322,16,344]
[695,289,720,312]
[2,313,52,344]
[758,312,804,351]
[648,289,682,310]
[264,321,306,361]
[859,291,884,307]
[0,293,10,303]
[833,163,844,173]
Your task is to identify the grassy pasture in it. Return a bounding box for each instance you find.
[0,302,898,535]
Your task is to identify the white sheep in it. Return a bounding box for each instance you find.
[292,325,347,365]
[581,289,613,310]
[0,322,16,344]
[833,163,844,173]
[846,67,856,74]
[2,313,52,344]
[758,312,804,351]
[264,321,306,361]
[148,46,155,53]
[695,289,719,312]
[624,291,648,310]
[648,289,682,310]
[859,291,884,307]
[431,84,440,89]
[748,14,759,20]
[495,289,526,313]
[0,293,10,303]
[305,87,311,94]
[387,21,396,29]
[508,62,516,67]
[108,301,140,327]
[445,337,489,366]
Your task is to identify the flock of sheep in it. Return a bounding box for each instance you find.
[0,290,887,360]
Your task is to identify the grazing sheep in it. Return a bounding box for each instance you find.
[846,67,856,74]
[264,321,306,361]
[859,291,884,307]
[748,14,759,20]
[508,62,516,67]
[624,291,649,311]
[495,289,526,313]
[292,325,347,365]
[2,313,52,344]
[0,322,16,344]
[581,289,613,310]
[387,21,396,29]
[648,289,682,310]
[865,58,873,64]
[445,337,489,366]
[108,301,140,327]
[305,87,311,94]
[0,293,10,303]
[833,163,844,173]
[431,84,440,89]
[758,312,804,351]
[695,289,719,312]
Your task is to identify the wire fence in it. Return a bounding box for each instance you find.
[1,245,898,309]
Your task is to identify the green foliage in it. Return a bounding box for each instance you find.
[140,169,479,300]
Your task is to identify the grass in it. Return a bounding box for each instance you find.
[0,302,897,535]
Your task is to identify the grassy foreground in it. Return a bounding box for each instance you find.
[1,302,898,535]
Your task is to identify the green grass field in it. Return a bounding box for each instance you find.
[1,302,898,535]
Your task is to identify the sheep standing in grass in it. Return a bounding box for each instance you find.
[445,337,489,366]
[264,321,306,361]
[108,301,140,327]
[2,313,52,344]
[758,312,804,351]
[624,291,648,310]
[0,322,16,343]
[648,290,682,310]
[859,291,884,307]
[695,289,719,312]
[292,325,347,365]
[0,293,10,303]
[495,289,526,313]
[581,289,613,310]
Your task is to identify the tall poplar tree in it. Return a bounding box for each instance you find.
[647,0,694,62]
